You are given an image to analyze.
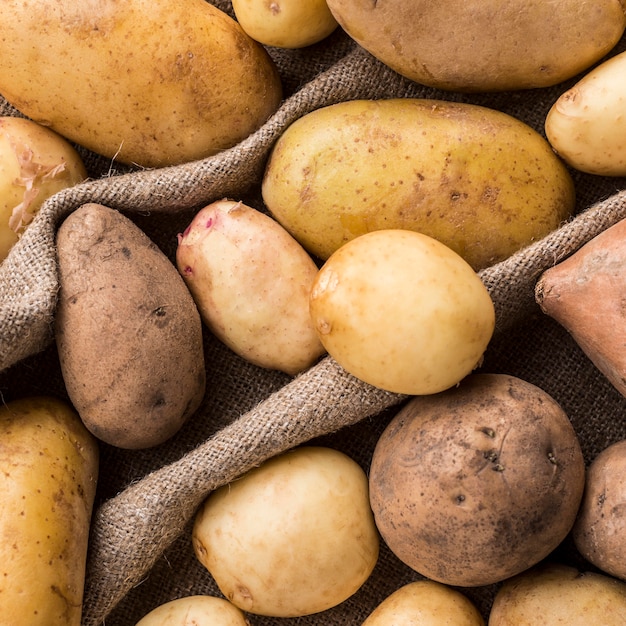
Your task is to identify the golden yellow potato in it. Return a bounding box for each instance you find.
[262,98,575,270]
[135,595,250,626]
[0,0,282,168]
[232,0,338,48]
[176,199,325,376]
[192,446,379,617]
[325,0,626,91]
[309,230,495,395]
[0,116,87,263]
[545,50,626,176]
[489,562,626,625]
[0,396,99,626]
[362,581,484,626]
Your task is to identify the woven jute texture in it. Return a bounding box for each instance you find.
[1,4,626,625]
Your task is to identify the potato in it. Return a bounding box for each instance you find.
[362,580,484,626]
[545,50,626,176]
[176,199,325,376]
[55,203,206,449]
[232,0,338,48]
[192,446,379,617]
[135,595,250,626]
[262,98,576,270]
[0,116,87,263]
[572,439,626,581]
[488,562,626,625]
[369,373,585,587]
[0,0,282,168]
[0,396,99,626]
[308,229,495,395]
[325,0,626,92]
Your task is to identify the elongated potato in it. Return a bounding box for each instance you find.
[262,98,575,270]
[0,0,282,168]
[0,396,99,626]
[55,203,206,449]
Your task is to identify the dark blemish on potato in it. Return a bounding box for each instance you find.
[547,451,557,465]
[483,449,498,463]
[492,463,505,472]
[480,427,496,438]
[455,494,466,505]
[121,246,131,258]
[598,492,606,507]
[152,306,169,328]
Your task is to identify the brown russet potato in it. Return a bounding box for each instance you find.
[0,396,99,626]
[369,373,585,587]
[0,0,282,168]
[55,203,206,449]
[325,0,626,92]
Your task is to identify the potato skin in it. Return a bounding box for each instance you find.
[55,203,206,449]
[369,373,585,587]
[135,595,250,626]
[0,396,99,626]
[0,0,282,168]
[326,0,626,92]
[262,98,575,270]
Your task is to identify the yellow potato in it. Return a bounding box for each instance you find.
[0,0,282,168]
[0,396,99,626]
[0,116,87,263]
[545,50,626,176]
[176,199,325,376]
[325,0,626,91]
[262,98,575,270]
[232,0,338,48]
[135,595,250,626]
[308,230,495,395]
[192,446,379,617]
[362,581,484,626]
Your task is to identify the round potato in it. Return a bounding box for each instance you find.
[545,50,626,176]
[0,0,282,168]
[572,439,626,580]
[0,116,87,263]
[325,0,626,92]
[262,98,575,270]
[232,0,338,48]
[369,373,585,587]
[489,562,626,625]
[362,580,484,626]
[308,229,495,395]
[135,595,249,626]
[192,446,379,617]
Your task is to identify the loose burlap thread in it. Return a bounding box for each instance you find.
[1,7,626,625]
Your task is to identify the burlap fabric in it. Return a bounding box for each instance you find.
[1,4,626,624]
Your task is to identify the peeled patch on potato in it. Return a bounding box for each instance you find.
[0,396,99,626]
[55,203,206,449]
[369,373,585,587]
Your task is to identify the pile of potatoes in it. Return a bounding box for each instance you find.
[1,0,626,625]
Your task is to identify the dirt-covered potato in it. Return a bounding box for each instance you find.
[135,595,250,626]
[176,199,325,376]
[572,439,626,581]
[369,373,585,587]
[0,0,282,168]
[262,98,575,270]
[0,116,87,263]
[55,203,206,449]
[325,0,626,92]
[192,446,379,617]
[488,562,626,625]
[0,396,99,626]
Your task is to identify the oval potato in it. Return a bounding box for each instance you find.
[325,0,626,92]
[135,595,250,626]
[262,98,575,270]
[0,0,282,168]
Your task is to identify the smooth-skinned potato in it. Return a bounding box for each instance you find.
[325,0,626,92]
[0,396,99,626]
[0,0,282,168]
[192,446,379,617]
[135,595,250,626]
[369,373,585,587]
[262,98,575,270]
[308,229,495,395]
[176,199,325,376]
[0,116,87,263]
[55,203,206,449]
